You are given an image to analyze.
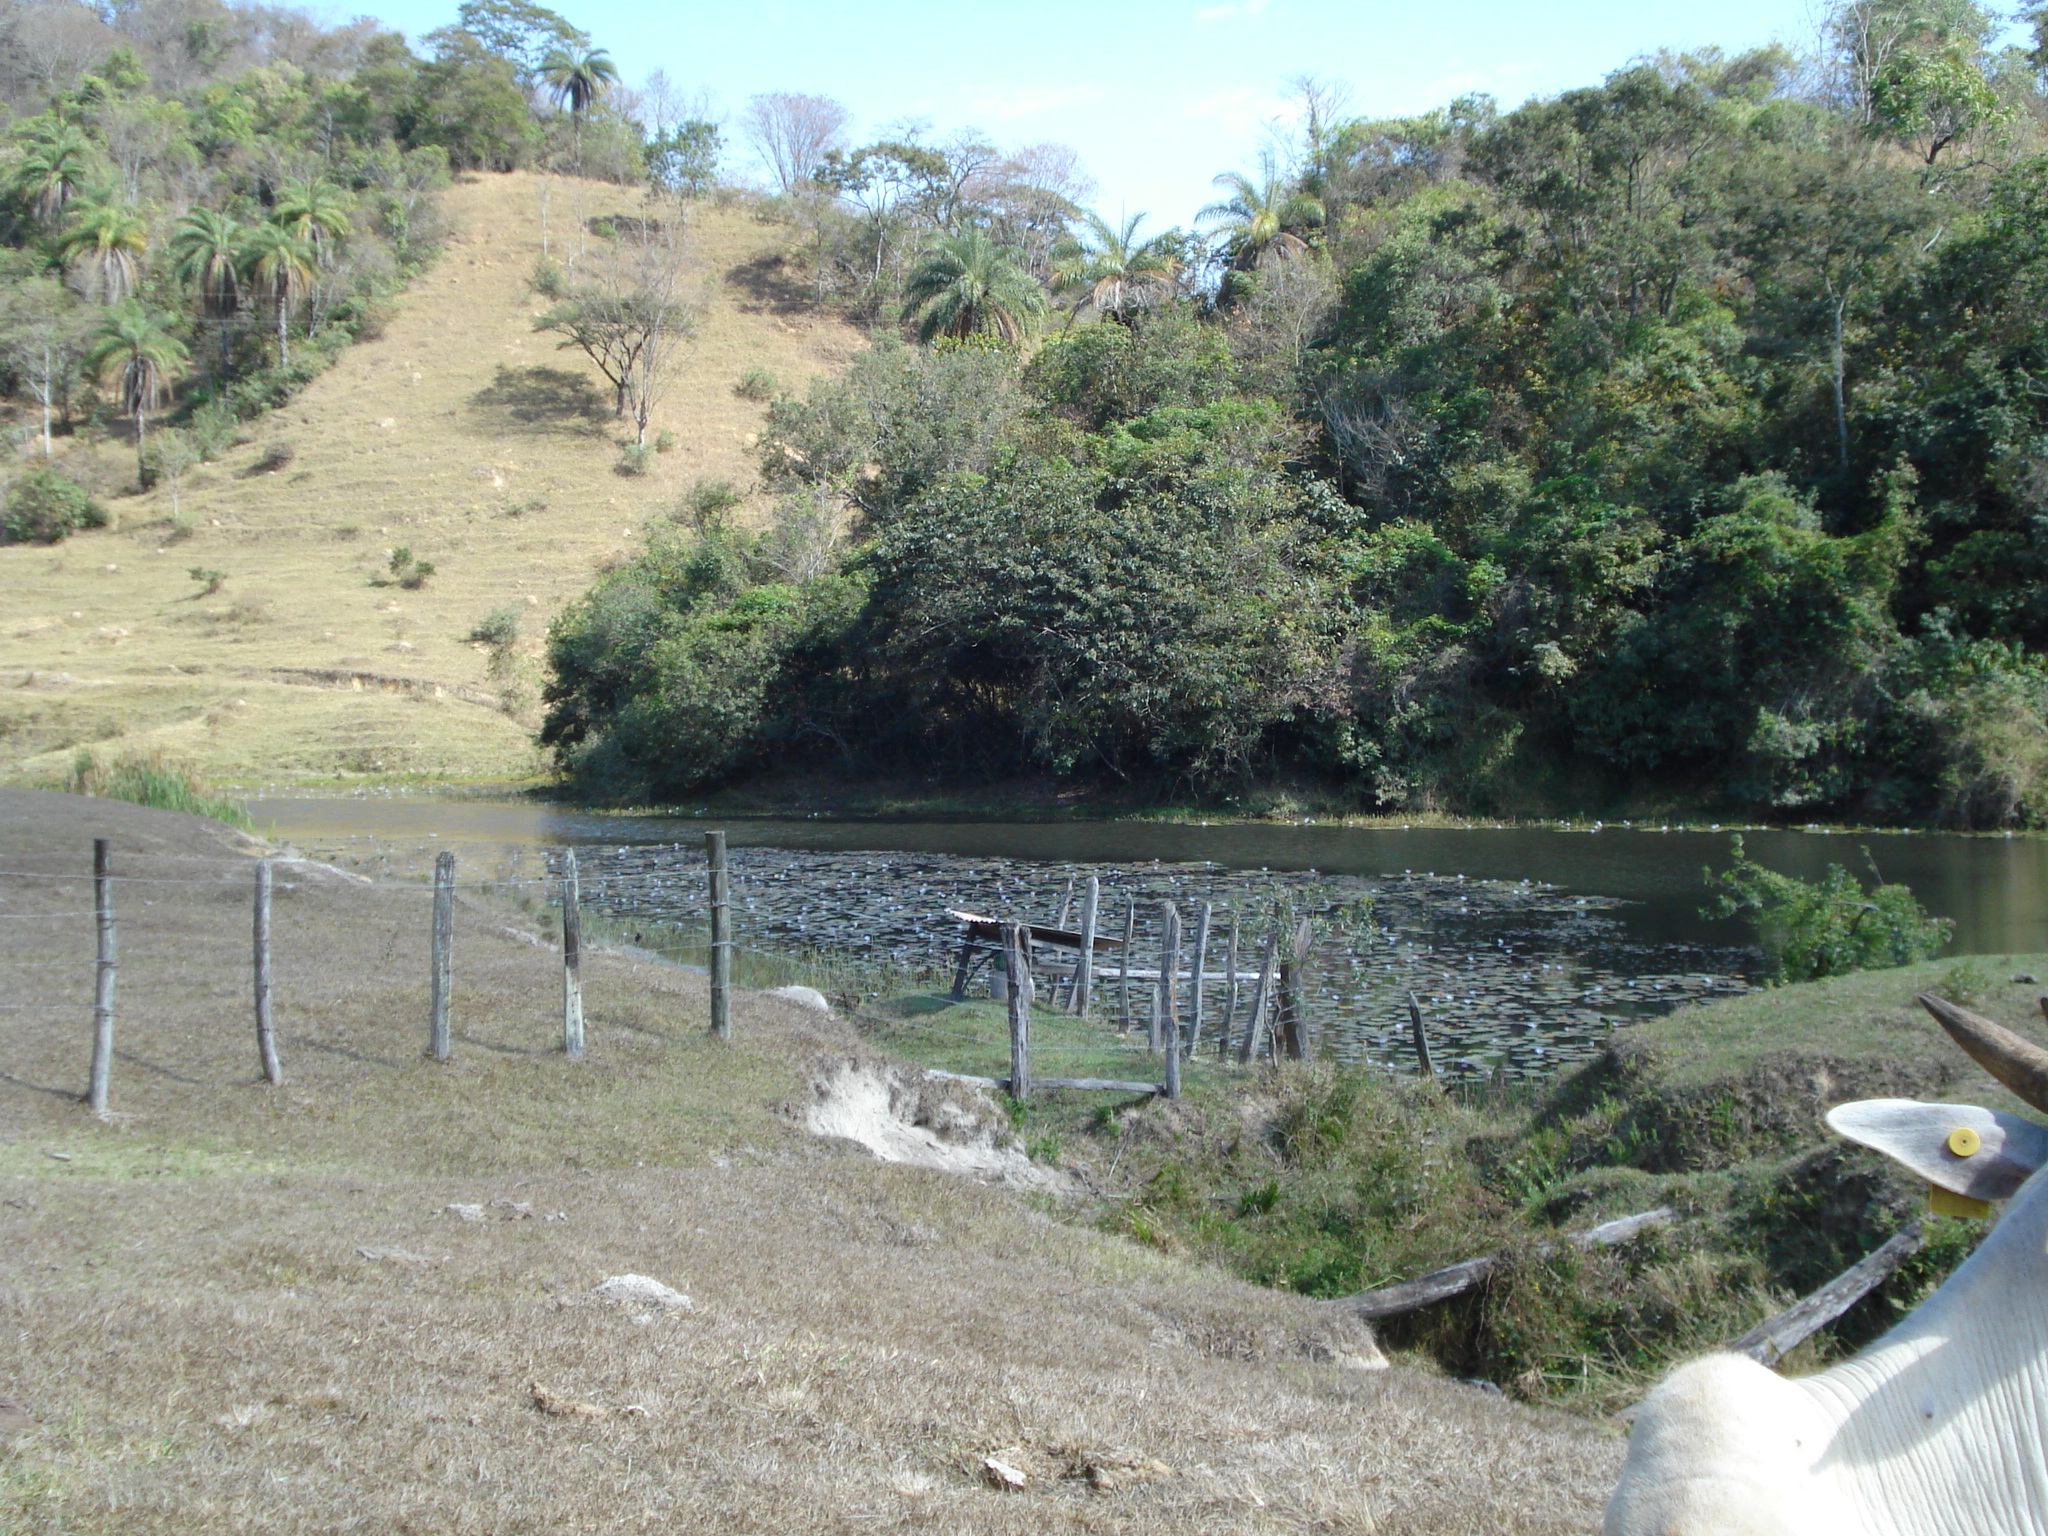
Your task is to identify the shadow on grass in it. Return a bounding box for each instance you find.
[727,251,811,316]
[467,365,611,438]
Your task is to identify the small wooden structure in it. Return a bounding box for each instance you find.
[946,909,1122,1001]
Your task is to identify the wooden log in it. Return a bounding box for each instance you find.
[1333,1208,1677,1320]
[921,1068,1164,1096]
[253,858,281,1086]
[428,849,454,1062]
[1073,876,1100,1015]
[1219,920,1239,1059]
[1729,1221,1926,1367]
[706,831,730,1040]
[1406,991,1435,1079]
[950,931,975,1001]
[1006,921,1033,1100]
[88,838,115,1115]
[1238,924,1280,1065]
[1119,895,1136,1034]
[561,848,584,1059]
[1187,902,1212,1053]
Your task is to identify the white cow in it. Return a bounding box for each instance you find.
[1606,993,2048,1536]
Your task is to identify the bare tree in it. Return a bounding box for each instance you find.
[743,91,849,196]
[533,218,698,446]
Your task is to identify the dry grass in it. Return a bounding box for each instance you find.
[0,791,1623,1532]
[0,174,860,789]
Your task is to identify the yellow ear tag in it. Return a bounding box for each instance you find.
[1948,1126,1983,1158]
[1931,1184,1993,1220]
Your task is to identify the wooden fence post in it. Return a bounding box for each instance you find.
[1162,903,1183,1099]
[1238,923,1280,1065]
[1187,902,1212,1053]
[1006,922,1032,1100]
[253,858,282,1086]
[1219,920,1239,1060]
[1151,902,1178,1055]
[1406,991,1436,1079]
[1119,895,1136,1034]
[561,847,584,1059]
[706,831,731,1040]
[1279,916,1314,1061]
[88,838,114,1115]
[1073,875,1099,1015]
[428,849,454,1061]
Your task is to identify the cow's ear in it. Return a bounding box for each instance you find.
[1828,1098,2048,1200]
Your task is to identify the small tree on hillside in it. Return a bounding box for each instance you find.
[533,222,696,445]
[87,300,187,486]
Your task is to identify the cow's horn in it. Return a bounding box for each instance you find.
[1918,993,2048,1114]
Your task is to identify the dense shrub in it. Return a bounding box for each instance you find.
[3,468,107,544]
[1701,836,1954,982]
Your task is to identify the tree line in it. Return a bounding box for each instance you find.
[541,0,2048,828]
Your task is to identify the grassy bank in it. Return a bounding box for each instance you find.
[976,952,2046,1414]
[0,788,1624,1535]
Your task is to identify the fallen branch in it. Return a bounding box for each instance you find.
[1728,1221,1924,1367]
[1331,1208,1676,1321]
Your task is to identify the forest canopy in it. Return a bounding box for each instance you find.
[541,0,2048,827]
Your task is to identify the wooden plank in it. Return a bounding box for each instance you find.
[1333,1208,1676,1320]
[1729,1222,1925,1367]
[921,1069,1163,1096]
[946,910,1124,954]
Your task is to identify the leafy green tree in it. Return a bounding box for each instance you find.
[453,0,589,83]
[1702,835,1953,981]
[646,121,720,198]
[6,123,98,226]
[1053,210,1181,324]
[239,222,317,365]
[57,200,146,303]
[86,301,187,483]
[1199,157,1324,274]
[1869,43,2008,162]
[3,467,105,544]
[168,207,243,373]
[900,230,1045,344]
[269,179,353,256]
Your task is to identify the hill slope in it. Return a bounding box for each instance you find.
[1,173,859,788]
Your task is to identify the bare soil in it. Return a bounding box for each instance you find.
[0,790,1622,1532]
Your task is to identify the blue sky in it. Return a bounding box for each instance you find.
[365,0,1825,227]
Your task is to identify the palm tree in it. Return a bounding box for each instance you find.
[1198,160,1325,272]
[169,207,243,374]
[1053,211,1181,324]
[58,200,147,303]
[239,223,317,366]
[269,179,353,257]
[901,230,1046,345]
[86,301,187,484]
[8,124,97,226]
[540,46,618,169]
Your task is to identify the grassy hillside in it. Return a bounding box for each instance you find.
[0,173,858,789]
[0,790,1622,1534]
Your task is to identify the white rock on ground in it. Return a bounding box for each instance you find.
[590,1274,692,1310]
[803,1059,1078,1194]
[766,984,832,1014]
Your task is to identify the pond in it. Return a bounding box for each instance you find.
[248,797,2048,1080]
